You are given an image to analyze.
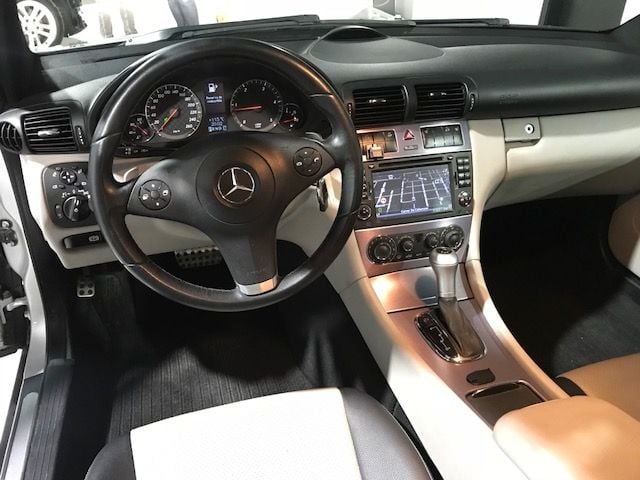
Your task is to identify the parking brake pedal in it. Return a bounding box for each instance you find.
[174,246,222,269]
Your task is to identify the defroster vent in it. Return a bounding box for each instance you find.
[415,83,467,121]
[23,107,77,153]
[352,86,406,127]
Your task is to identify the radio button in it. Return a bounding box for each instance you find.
[357,204,372,221]
[458,191,472,207]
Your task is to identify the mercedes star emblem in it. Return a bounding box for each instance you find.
[217,167,256,205]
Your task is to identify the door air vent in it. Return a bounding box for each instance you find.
[23,107,77,153]
[0,122,22,152]
[352,86,406,127]
[415,83,467,121]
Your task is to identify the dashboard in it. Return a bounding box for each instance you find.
[114,61,325,158]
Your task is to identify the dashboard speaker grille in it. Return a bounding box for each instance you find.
[23,107,77,153]
[415,83,467,121]
[0,122,22,152]
[352,86,406,127]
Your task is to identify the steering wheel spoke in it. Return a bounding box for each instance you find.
[125,158,206,230]
[210,225,280,296]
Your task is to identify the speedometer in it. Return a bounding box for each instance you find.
[145,84,203,140]
[230,79,283,131]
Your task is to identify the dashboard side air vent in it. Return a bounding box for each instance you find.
[23,107,77,153]
[415,83,467,121]
[352,86,406,127]
[0,122,22,152]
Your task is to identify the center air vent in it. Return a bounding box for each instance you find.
[23,107,77,153]
[415,83,467,121]
[0,122,22,152]
[352,86,406,127]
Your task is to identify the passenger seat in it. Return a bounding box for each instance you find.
[557,353,640,420]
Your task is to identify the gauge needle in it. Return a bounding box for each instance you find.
[233,105,263,112]
[282,118,297,124]
[159,108,179,132]
[135,124,149,136]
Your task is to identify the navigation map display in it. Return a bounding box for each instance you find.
[372,164,453,220]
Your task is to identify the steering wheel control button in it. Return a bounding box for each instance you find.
[140,180,171,210]
[217,167,256,205]
[293,148,322,176]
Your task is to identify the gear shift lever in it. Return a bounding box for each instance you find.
[422,247,485,362]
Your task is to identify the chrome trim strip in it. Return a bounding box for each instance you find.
[237,276,278,296]
[355,215,472,277]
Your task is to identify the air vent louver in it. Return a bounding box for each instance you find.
[352,86,406,127]
[0,122,22,152]
[23,107,77,153]
[415,83,467,121]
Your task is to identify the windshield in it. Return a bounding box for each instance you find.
[16,0,640,53]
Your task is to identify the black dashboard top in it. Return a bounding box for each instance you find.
[6,24,640,150]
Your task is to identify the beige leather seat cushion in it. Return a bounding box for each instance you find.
[559,353,640,420]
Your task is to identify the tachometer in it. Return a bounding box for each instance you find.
[230,79,283,131]
[145,84,203,140]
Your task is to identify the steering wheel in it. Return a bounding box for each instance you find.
[89,38,362,312]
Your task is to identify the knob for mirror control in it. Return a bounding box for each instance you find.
[424,232,440,250]
[59,169,77,185]
[441,226,464,250]
[62,195,90,222]
[368,236,397,264]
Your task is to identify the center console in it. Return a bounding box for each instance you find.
[354,120,473,281]
[354,120,547,427]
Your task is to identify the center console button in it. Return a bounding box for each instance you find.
[357,204,372,221]
[458,191,472,207]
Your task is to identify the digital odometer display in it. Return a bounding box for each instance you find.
[203,79,228,133]
[372,164,453,220]
[145,84,203,140]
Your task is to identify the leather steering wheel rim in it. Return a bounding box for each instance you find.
[89,38,362,312]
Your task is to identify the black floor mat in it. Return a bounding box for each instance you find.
[108,318,314,440]
[482,197,640,377]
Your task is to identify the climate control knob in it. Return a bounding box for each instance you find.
[399,237,415,253]
[424,232,440,250]
[62,195,90,222]
[441,226,465,250]
[368,236,397,264]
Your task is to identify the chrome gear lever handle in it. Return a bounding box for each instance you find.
[430,247,459,299]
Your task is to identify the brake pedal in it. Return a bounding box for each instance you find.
[174,246,222,269]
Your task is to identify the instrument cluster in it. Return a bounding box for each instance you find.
[118,71,308,156]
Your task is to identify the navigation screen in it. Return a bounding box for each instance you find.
[372,164,453,220]
[203,80,228,133]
